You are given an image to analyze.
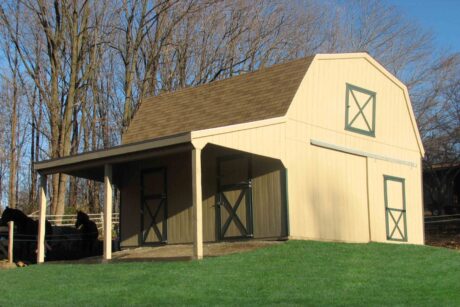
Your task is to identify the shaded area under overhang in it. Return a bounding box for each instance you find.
[34,132,192,182]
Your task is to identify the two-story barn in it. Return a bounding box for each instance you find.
[35,53,425,262]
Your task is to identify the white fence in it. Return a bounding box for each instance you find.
[28,212,120,234]
[1,212,119,261]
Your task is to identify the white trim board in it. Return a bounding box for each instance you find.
[310,139,417,167]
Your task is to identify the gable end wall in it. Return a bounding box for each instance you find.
[285,55,424,244]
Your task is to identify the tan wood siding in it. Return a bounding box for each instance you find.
[287,144,370,243]
[120,152,195,247]
[120,146,287,247]
[252,157,287,238]
[201,145,287,241]
[367,159,424,244]
[285,55,423,244]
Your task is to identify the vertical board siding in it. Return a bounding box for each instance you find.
[285,56,422,244]
[202,145,287,241]
[367,159,423,244]
[120,152,194,247]
[287,58,420,158]
[193,122,287,164]
[291,145,369,243]
[120,146,287,248]
[119,163,141,247]
[252,157,287,238]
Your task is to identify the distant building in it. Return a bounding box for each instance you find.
[423,163,460,215]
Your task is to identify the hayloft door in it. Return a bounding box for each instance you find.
[216,155,254,240]
[140,167,168,245]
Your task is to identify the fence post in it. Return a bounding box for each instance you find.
[8,221,13,264]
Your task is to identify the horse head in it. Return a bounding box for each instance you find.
[0,207,16,225]
[0,207,8,226]
[0,207,31,231]
[75,211,90,229]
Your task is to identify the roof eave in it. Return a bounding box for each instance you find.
[35,132,192,176]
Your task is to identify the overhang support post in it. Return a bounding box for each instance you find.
[104,164,113,261]
[8,221,14,264]
[37,175,47,264]
[192,148,203,259]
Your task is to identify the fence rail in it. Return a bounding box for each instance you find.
[1,212,119,261]
[425,214,460,224]
[28,213,119,232]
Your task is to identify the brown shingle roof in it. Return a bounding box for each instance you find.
[122,56,314,144]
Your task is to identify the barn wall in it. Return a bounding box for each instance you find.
[285,55,424,244]
[192,119,287,164]
[287,56,421,157]
[120,147,287,248]
[201,145,287,241]
[367,159,424,244]
[287,142,371,243]
[119,152,195,247]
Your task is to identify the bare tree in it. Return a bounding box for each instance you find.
[419,54,460,211]
[0,0,457,217]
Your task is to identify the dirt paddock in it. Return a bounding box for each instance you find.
[48,240,284,264]
[425,218,460,250]
[425,233,460,250]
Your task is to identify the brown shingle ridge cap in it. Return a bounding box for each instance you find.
[138,55,315,105]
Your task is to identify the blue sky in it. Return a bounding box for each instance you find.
[386,0,460,53]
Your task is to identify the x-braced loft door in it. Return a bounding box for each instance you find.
[216,155,254,240]
[140,167,167,245]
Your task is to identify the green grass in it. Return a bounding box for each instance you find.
[0,241,459,306]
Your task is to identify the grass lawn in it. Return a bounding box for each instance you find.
[0,240,459,306]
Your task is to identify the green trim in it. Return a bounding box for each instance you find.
[345,83,376,137]
[383,175,407,242]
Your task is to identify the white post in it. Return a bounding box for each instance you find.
[192,148,203,259]
[37,175,47,264]
[104,164,113,260]
[8,221,14,264]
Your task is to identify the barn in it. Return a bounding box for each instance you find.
[34,53,425,263]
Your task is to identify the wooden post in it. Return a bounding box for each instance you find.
[8,221,13,264]
[192,148,203,259]
[104,164,113,261]
[37,175,47,264]
[37,175,46,263]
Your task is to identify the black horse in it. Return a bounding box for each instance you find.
[0,207,52,263]
[75,211,99,257]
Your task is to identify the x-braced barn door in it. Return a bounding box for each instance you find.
[140,167,167,245]
[384,175,407,242]
[216,155,254,240]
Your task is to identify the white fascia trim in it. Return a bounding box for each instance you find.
[191,116,287,139]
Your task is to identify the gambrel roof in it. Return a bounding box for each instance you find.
[122,57,314,144]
